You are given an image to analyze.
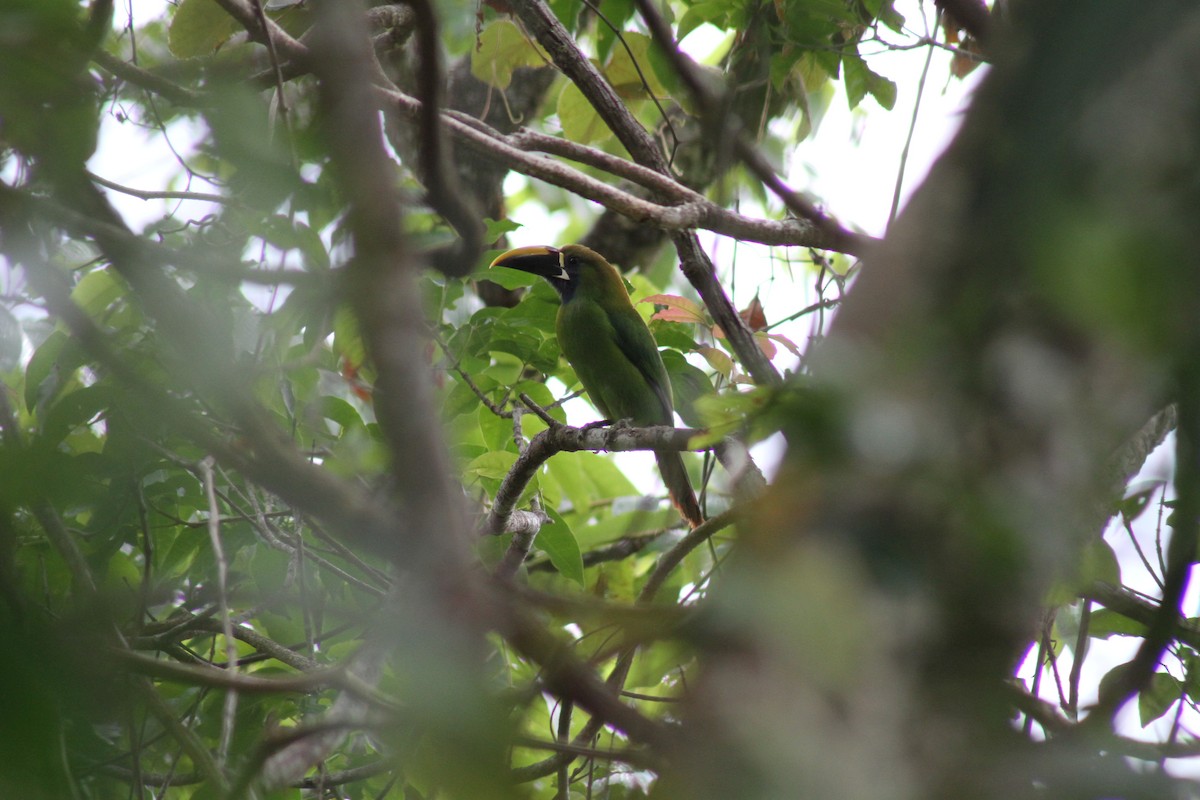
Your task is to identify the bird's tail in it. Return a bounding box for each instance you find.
[655,449,704,529]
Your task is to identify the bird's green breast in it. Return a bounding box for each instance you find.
[557,294,673,427]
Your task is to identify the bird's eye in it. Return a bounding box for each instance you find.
[566,255,579,266]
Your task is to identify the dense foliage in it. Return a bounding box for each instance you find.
[1,0,1198,798]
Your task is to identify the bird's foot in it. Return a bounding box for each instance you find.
[580,418,616,432]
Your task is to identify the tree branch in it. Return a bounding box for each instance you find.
[485,423,707,536]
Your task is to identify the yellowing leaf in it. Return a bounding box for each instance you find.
[695,345,734,378]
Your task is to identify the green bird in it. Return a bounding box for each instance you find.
[490,244,704,529]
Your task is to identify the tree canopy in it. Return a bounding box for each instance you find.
[0,0,1197,798]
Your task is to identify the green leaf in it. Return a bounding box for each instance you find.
[1139,672,1181,727]
[1086,608,1147,639]
[844,52,897,111]
[558,83,610,145]
[595,0,637,61]
[24,329,68,411]
[70,268,126,319]
[478,403,516,454]
[536,507,584,585]
[481,264,541,291]
[251,216,330,270]
[168,0,240,58]
[843,53,870,110]
[40,383,112,447]
[677,0,735,40]
[578,451,637,499]
[315,395,365,433]
[868,71,898,111]
[1079,538,1121,587]
[471,20,548,89]
[546,452,590,517]
[465,450,518,482]
[604,32,669,100]
[483,217,523,242]
[661,349,714,428]
[1117,483,1163,523]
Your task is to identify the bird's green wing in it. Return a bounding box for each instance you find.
[606,304,674,425]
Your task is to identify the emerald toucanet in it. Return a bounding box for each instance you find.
[490,244,703,529]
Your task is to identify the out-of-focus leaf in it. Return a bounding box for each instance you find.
[1138,672,1181,727]
[0,305,21,372]
[168,0,240,58]
[315,395,365,433]
[1087,608,1147,639]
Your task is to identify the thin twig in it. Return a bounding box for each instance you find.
[202,457,240,768]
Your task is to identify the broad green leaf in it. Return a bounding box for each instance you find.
[843,53,870,110]
[595,0,637,60]
[70,268,126,318]
[40,383,112,447]
[168,0,240,58]
[477,263,541,290]
[471,20,548,89]
[465,450,518,482]
[604,32,669,100]
[1079,538,1121,587]
[546,452,590,517]
[1139,672,1181,727]
[483,352,525,388]
[677,0,736,40]
[844,52,897,111]
[315,395,365,433]
[1087,608,1147,639]
[483,217,523,242]
[24,329,68,411]
[1117,483,1164,523]
[558,83,610,145]
[578,450,637,498]
[159,532,201,578]
[868,70,898,111]
[478,403,517,454]
[536,507,583,586]
[662,349,714,428]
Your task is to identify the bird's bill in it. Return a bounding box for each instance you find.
[489,246,569,281]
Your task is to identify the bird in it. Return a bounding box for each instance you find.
[490,244,704,529]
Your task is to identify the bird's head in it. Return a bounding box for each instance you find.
[489,244,622,304]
